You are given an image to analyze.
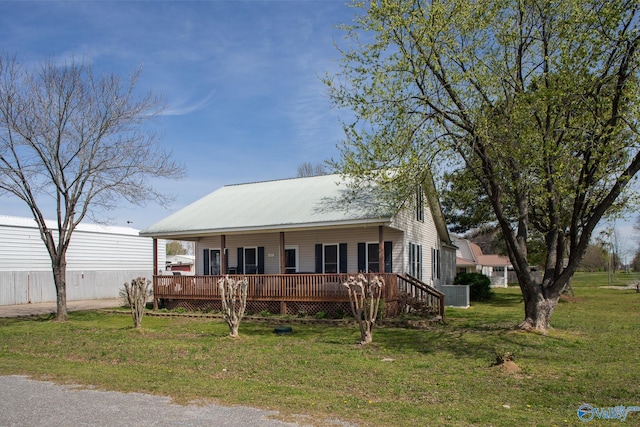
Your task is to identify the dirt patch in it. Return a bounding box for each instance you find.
[493,360,521,375]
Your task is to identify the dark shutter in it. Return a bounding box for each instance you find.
[224,248,229,272]
[357,243,366,272]
[339,243,348,273]
[257,247,265,274]
[237,247,244,274]
[315,244,323,273]
[384,241,393,273]
[203,249,210,275]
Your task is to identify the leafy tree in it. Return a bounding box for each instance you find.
[440,168,494,234]
[166,240,188,256]
[0,55,185,321]
[326,0,640,331]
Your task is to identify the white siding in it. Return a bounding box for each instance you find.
[391,200,439,283]
[195,226,405,275]
[0,217,164,305]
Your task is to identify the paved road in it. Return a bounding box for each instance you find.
[0,376,303,427]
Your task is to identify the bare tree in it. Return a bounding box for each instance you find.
[0,55,185,321]
[218,275,248,338]
[343,274,384,345]
[296,162,327,178]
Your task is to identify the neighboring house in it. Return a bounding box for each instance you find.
[0,215,165,305]
[140,174,459,315]
[166,254,195,275]
[452,235,512,288]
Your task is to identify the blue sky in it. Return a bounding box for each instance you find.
[1,1,637,254]
[0,0,355,229]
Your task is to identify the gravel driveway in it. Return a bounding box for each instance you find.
[0,375,302,427]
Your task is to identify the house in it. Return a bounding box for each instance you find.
[166,254,195,275]
[139,174,458,316]
[452,235,512,287]
[0,215,165,305]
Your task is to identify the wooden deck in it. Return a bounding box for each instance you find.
[153,273,444,318]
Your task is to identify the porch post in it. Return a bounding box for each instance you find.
[221,234,226,275]
[378,225,384,273]
[280,232,287,314]
[279,232,286,274]
[152,238,158,310]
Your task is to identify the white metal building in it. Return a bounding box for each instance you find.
[0,215,165,305]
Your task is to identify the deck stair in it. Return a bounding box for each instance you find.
[397,274,445,320]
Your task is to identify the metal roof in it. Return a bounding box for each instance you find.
[139,174,396,238]
[0,215,140,236]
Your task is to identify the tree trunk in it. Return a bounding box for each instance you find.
[53,264,68,322]
[360,324,373,345]
[229,324,239,338]
[517,284,559,332]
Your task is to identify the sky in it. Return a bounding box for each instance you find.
[0,1,637,255]
[0,0,355,229]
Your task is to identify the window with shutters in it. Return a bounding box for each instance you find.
[432,247,441,280]
[324,244,338,273]
[367,242,380,273]
[409,243,422,280]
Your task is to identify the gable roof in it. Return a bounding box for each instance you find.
[452,235,511,268]
[140,174,451,242]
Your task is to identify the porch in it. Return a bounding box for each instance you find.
[152,273,445,319]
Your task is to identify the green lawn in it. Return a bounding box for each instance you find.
[1,272,639,426]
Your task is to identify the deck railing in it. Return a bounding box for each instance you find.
[154,273,398,303]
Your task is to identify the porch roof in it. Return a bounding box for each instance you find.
[140,174,396,239]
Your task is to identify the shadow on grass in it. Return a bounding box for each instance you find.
[0,313,56,323]
[484,291,524,307]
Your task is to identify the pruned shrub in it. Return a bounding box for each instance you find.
[121,277,152,329]
[343,274,384,345]
[218,275,248,338]
[454,272,493,301]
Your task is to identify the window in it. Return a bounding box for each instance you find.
[416,185,424,222]
[409,243,422,280]
[324,244,338,273]
[432,247,441,280]
[367,243,380,273]
[203,248,221,275]
[210,249,221,275]
[358,241,393,273]
[285,246,298,274]
[315,243,347,273]
[244,247,257,274]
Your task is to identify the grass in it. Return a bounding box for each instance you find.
[1,272,639,426]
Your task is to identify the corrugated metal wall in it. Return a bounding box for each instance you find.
[0,219,164,305]
[0,270,151,305]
